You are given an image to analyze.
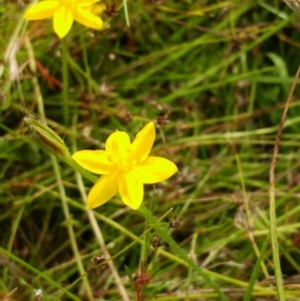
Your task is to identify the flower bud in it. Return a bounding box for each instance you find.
[24,115,70,158]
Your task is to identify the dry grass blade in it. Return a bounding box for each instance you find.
[284,0,300,14]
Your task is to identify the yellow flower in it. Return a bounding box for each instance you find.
[23,0,104,39]
[72,122,178,210]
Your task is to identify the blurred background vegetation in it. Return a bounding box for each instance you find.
[2,0,300,300]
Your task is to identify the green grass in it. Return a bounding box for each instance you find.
[2,0,300,300]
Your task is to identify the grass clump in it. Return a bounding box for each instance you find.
[2,1,300,300]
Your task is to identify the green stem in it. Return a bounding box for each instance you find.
[3,205,25,283]
[61,39,69,125]
[268,65,300,301]
[122,0,130,27]
[51,156,94,301]
[234,150,269,278]
[79,31,92,94]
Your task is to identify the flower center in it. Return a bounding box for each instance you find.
[109,148,134,173]
[59,0,75,9]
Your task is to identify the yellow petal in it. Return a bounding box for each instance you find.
[118,171,143,210]
[106,131,131,160]
[131,122,155,163]
[87,172,118,209]
[23,1,58,20]
[75,0,100,7]
[73,7,103,29]
[89,3,106,15]
[53,5,73,38]
[134,156,177,184]
[72,150,113,174]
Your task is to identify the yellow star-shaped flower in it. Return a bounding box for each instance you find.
[72,122,178,210]
[23,0,104,39]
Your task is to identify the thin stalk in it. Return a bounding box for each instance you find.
[61,39,69,125]
[24,36,45,117]
[51,156,94,301]
[3,205,25,282]
[234,149,269,278]
[269,64,300,300]
[79,31,92,94]
[122,0,130,27]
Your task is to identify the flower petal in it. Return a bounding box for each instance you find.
[72,150,113,174]
[87,172,118,209]
[73,7,103,29]
[118,171,143,210]
[89,3,106,15]
[23,1,58,20]
[134,156,177,184]
[131,122,155,163]
[75,0,100,7]
[53,5,73,38]
[106,131,131,160]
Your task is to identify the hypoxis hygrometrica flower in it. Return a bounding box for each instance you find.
[72,122,178,210]
[23,0,104,38]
